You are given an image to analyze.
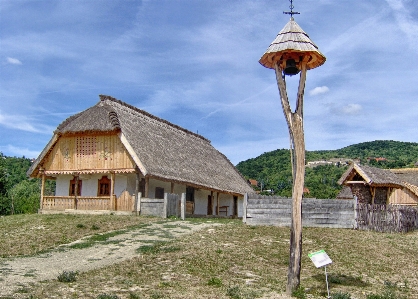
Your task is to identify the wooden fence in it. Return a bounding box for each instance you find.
[355,203,418,233]
[139,193,180,218]
[243,194,355,228]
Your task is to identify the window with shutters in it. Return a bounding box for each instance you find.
[98,176,110,196]
[69,177,82,196]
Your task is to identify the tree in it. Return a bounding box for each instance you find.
[9,180,40,214]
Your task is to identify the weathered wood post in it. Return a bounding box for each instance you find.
[259,3,326,294]
[39,167,45,212]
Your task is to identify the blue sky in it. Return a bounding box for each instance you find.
[1,0,417,165]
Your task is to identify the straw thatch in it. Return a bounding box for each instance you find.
[336,186,354,200]
[390,168,418,197]
[259,18,326,70]
[28,95,253,195]
[338,163,403,188]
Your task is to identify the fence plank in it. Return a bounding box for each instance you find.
[356,204,418,233]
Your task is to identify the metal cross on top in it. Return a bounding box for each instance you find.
[283,0,300,18]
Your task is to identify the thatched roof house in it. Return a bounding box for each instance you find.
[338,163,418,206]
[28,95,253,216]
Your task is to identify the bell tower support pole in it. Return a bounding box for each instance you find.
[274,61,307,294]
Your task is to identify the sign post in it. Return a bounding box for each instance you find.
[308,250,332,298]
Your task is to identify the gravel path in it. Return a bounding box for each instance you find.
[0,221,219,296]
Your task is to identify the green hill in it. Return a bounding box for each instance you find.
[236,140,418,199]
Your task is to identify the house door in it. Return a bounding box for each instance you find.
[186,186,194,214]
[207,194,213,215]
[233,196,238,217]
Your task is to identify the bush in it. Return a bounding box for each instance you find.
[97,294,119,299]
[207,277,222,287]
[9,180,40,214]
[57,270,78,282]
[366,290,396,299]
[291,286,306,299]
[332,292,351,299]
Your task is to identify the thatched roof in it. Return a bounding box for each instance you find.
[390,168,418,197]
[28,95,253,195]
[336,186,354,200]
[338,163,403,188]
[259,18,326,70]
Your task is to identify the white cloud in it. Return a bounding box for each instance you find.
[0,111,53,133]
[386,0,418,51]
[341,104,362,115]
[309,86,329,96]
[0,145,40,159]
[6,57,22,65]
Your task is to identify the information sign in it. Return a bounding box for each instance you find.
[308,249,332,268]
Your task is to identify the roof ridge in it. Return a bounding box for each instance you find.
[99,95,209,142]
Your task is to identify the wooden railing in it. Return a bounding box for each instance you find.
[42,193,134,212]
[42,196,111,210]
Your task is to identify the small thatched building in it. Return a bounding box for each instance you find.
[338,163,418,206]
[28,95,253,216]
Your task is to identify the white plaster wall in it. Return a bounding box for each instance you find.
[194,189,211,215]
[126,174,136,195]
[55,174,245,216]
[114,174,128,198]
[148,179,171,198]
[55,174,130,198]
[55,175,72,196]
[237,197,243,217]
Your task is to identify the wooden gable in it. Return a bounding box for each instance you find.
[42,133,136,175]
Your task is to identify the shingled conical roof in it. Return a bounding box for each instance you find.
[28,95,253,195]
[259,18,326,70]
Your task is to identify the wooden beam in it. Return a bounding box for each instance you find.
[74,175,79,210]
[370,186,376,204]
[275,60,307,295]
[135,170,140,213]
[216,192,220,216]
[210,191,213,215]
[346,181,367,184]
[145,176,149,198]
[40,169,45,211]
[110,172,115,210]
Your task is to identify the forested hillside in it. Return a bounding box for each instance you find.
[236,140,418,199]
[1,140,417,215]
[0,153,54,215]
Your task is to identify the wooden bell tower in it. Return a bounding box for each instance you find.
[259,1,326,294]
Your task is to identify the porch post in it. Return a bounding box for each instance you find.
[74,174,79,210]
[216,192,220,215]
[180,192,186,220]
[210,191,214,215]
[135,170,140,214]
[110,172,115,210]
[145,176,149,198]
[39,168,45,212]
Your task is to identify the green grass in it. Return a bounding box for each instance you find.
[1,215,417,299]
[0,214,160,257]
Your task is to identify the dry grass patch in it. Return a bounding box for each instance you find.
[0,213,160,257]
[1,217,417,299]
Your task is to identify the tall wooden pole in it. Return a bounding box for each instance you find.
[274,60,307,293]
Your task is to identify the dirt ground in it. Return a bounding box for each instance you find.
[0,221,224,297]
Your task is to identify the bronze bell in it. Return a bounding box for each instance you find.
[283,59,300,76]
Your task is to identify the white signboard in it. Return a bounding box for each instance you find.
[308,250,332,268]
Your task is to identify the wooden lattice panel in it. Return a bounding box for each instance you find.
[43,134,135,172]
